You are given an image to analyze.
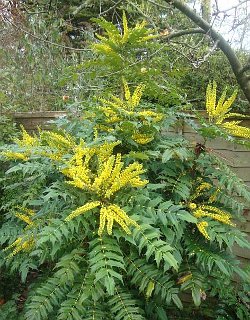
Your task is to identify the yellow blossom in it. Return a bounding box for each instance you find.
[1,151,29,161]
[138,110,164,123]
[15,213,33,226]
[98,204,139,236]
[131,83,146,109]
[122,77,131,101]
[132,133,154,144]
[4,236,35,258]
[15,206,35,216]
[62,142,147,235]
[221,121,250,139]
[190,182,211,200]
[14,126,39,147]
[65,201,101,221]
[205,82,250,139]
[40,131,75,150]
[197,221,210,240]
[201,205,235,226]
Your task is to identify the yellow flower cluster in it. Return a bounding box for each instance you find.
[63,142,148,235]
[2,127,77,163]
[4,236,35,258]
[139,110,164,123]
[197,221,210,240]
[4,207,36,258]
[1,151,29,161]
[208,188,220,203]
[190,181,211,201]
[92,11,157,58]
[39,131,76,161]
[205,82,250,139]
[189,180,235,239]
[193,206,235,226]
[65,201,101,221]
[132,133,154,145]
[206,81,237,124]
[221,121,250,139]
[15,213,34,226]
[98,79,163,144]
[188,202,197,210]
[14,126,39,147]
[99,204,139,236]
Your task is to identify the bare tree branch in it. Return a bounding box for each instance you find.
[161,0,250,105]
[163,28,206,40]
[3,16,91,52]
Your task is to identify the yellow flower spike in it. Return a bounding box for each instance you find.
[15,213,33,226]
[95,141,121,165]
[14,126,39,148]
[205,82,250,139]
[1,151,29,161]
[131,83,145,109]
[65,201,101,221]
[130,176,149,187]
[10,238,34,257]
[214,88,227,120]
[122,77,131,101]
[193,208,206,218]
[15,206,35,216]
[105,161,147,199]
[208,188,220,203]
[132,133,154,144]
[97,204,139,236]
[109,204,139,228]
[197,221,210,240]
[92,155,115,193]
[190,182,211,200]
[106,210,114,235]
[201,205,235,226]
[94,128,98,140]
[221,121,250,139]
[4,236,35,258]
[121,11,129,43]
[3,237,22,252]
[139,110,164,123]
[206,81,217,119]
[215,89,237,123]
[98,206,108,236]
[41,131,75,150]
[106,153,123,187]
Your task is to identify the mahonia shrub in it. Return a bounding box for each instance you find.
[0,80,250,320]
[1,14,250,320]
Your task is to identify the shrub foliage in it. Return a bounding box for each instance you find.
[0,13,250,320]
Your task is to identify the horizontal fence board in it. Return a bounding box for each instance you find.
[12,111,68,118]
[211,150,250,168]
[233,234,250,259]
[237,221,250,233]
[183,132,250,152]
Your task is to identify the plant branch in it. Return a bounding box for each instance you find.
[163,28,206,40]
[4,16,90,52]
[161,0,250,104]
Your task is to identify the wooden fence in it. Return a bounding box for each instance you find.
[11,111,250,266]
